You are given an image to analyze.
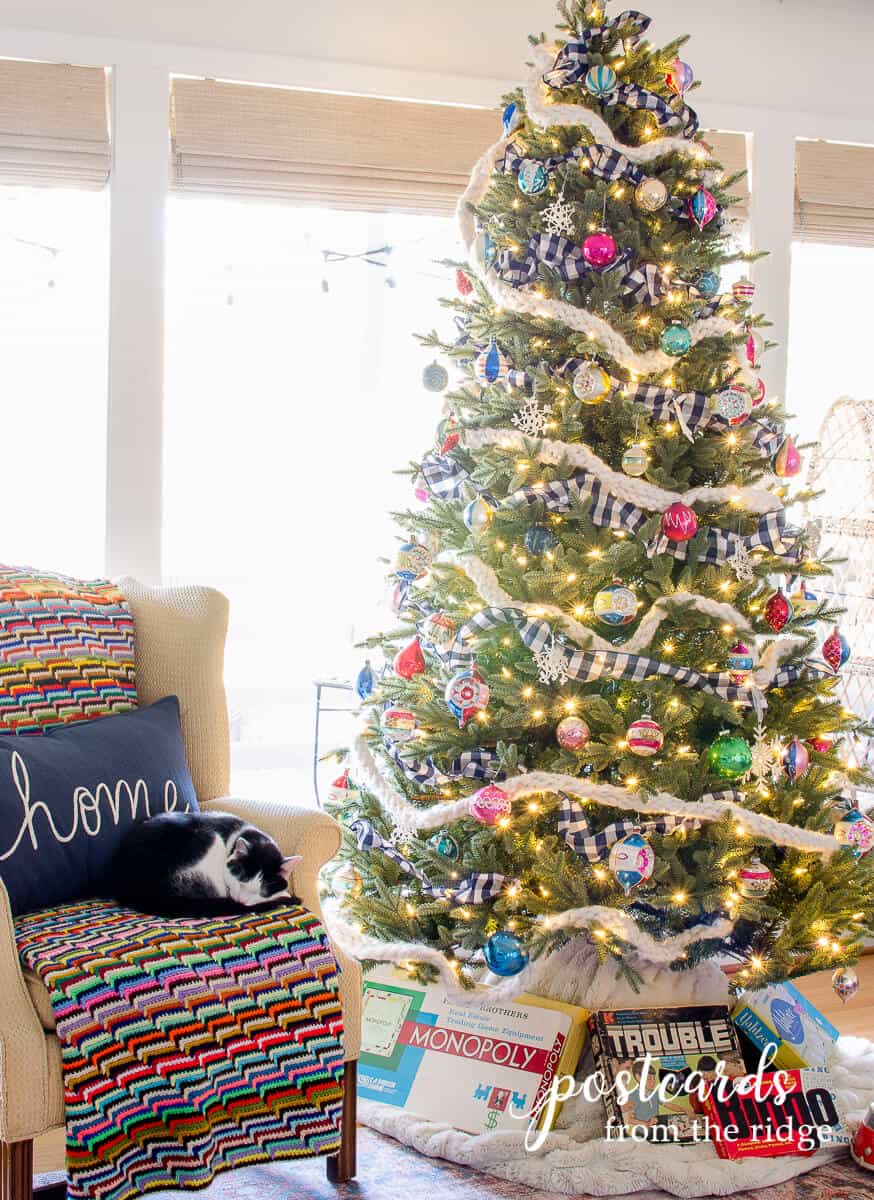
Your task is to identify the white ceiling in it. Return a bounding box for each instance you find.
[2,0,874,120]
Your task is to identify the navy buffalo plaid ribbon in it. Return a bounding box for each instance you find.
[621,263,668,306]
[443,605,783,713]
[385,740,501,788]
[499,142,644,187]
[542,11,651,88]
[421,452,802,568]
[497,233,632,288]
[602,84,699,139]
[558,795,724,862]
[623,381,786,457]
[350,819,513,906]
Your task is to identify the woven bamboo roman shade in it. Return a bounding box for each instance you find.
[170,78,497,214]
[0,60,110,188]
[704,129,749,225]
[795,139,874,247]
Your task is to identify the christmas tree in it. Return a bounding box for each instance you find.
[328,0,874,1001]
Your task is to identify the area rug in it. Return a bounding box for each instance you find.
[16,899,345,1200]
[37,1127,874,1199]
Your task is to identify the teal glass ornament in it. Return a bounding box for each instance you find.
[484,930,529,977]
[524,524,556,555]
[518,160,548,196]
[428,831,459,860]
[707,732,752,780]
[660,323,692,357]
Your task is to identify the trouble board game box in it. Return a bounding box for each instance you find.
[588,1004,746,1143]
[731,981,839,1070]
[359,965,588,1135]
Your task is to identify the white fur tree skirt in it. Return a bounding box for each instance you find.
[358,943,874,1196]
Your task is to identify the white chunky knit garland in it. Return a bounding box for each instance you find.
[435,549,752,654]
[327,903,735,1006]
[462,427,781,516]
[349,726,843,857]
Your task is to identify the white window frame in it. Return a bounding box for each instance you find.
[1,28,871,580]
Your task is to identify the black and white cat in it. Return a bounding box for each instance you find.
[109,811,302,917]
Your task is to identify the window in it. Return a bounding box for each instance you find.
[787,140,874,439]
[0,184,109,575]
[164,196,457,795]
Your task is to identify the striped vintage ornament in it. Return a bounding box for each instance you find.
[774,436,802,478]
[782,736,810,783]
[474,340,510,385]
[688,187,718,231]
[626,718,664,756]
[584,64,618,97]
[665,59,694,96]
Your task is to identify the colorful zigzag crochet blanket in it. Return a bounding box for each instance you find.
[15,899,345,1200]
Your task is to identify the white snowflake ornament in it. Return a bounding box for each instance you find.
[541,193,577,239]
[534,635,569,685]
[749,721,784,786]
[511,395,552,437]
[726,541,755,583]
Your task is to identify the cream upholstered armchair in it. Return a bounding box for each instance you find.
[0,580,360,1200]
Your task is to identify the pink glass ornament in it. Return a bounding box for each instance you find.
[774,436,802,478]
[582,229,618,268]
[688,187,718,231]
[665,59,694,96]
[661,501,698,542]
[469,784,511,825]
[822,625,846,673]
[752,377,766,407]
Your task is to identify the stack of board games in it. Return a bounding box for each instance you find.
[588,1005,746,1142]
[696,1068,850,1159]
[359,964,589,1134]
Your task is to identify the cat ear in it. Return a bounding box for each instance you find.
[228,836,250,863]
[280,855,302,881]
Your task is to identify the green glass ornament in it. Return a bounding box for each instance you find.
[707,731,752,780]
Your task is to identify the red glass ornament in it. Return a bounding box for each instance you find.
[764,587,792,633]
[582,229,618,268]
[822,625,844,673]
[661,501,698,542]
[808,735,834,754]
[393,636,426,680]
[752,377,766,407]
[456,268,474,297]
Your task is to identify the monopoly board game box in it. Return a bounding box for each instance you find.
[731,980,839,1070]
[359,965,588,1134]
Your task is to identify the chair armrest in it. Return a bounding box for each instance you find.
[0,880,56,1141]
[201,796,361,1059]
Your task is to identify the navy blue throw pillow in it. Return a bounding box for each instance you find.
[0,696,198,915]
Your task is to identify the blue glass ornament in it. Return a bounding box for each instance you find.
[518,160,548,196]
[428,831,459,860]
[524,524,557,555]
[474,340,509,385]
[356,660,374,700]
[584,65,618,97]
[483,232,497,269]
[483,930,529,977]
[695,270,720,299]
[502,101,522,135]
[660,323,692,357]
[422,361,448,392]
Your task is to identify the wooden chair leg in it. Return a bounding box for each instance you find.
[0,1139,33,1200]
[326,1061,357,1184]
